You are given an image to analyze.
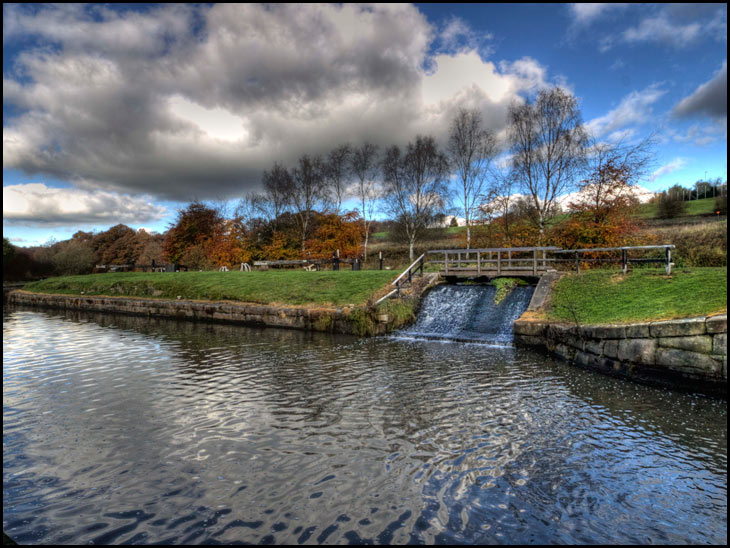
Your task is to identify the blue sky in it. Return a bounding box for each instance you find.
[3,3,727,246]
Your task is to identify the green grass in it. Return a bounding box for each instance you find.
[547,267,727,324]
[636,197,718,219]
[23,270,397,307]
[492,277,527,304]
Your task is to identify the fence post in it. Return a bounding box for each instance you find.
[419,255,423,277]
[497,251,501,274]
[444,252,448,274]
[533,249,537,276]
[574,251,580,273]
[622,249,628,274]
[666,247,672,275]
[477,251,481,275]
[379,251,383,271]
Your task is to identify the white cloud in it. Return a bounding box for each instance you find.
[2,183,166,226]
[587,85,666,138]
[569,4,628,25]
[649,158,687,182]
[623,16,701,47]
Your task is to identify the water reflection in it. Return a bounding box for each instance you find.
[3,307,727,544]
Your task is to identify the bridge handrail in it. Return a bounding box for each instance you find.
[427,246,560,254]
[553,245,674,254]
[392,253,425,287]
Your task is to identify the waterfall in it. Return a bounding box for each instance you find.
[396,283,534,344]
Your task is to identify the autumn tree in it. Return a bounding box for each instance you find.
[447,107,497,249]
[508,87,588,242]
[382,135,450,261]
[163,202,226,265]
[570,137,655,224]
[351,142,381,261]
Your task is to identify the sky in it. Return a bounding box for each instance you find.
[3,3,727,246]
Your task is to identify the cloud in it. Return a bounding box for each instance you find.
[587,85,666,138]
[436,15,494,57]
[2,183,166,226]
[673,61,727,120]
[569,4,628,25]
[622,4,726,49]
[579,4,726,51]
[623,16,701,47]
[2,4,554,203]
[649,158,687,182]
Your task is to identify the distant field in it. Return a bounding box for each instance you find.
[547,267,727,324]
[636,197,718,219]
[23,271,398,307]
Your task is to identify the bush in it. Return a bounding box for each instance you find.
[715,194,727,216]
[656,192,687,219]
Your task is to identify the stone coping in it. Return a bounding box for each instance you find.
[514,313,727,397]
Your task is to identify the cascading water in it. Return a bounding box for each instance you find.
[397,283,534,344]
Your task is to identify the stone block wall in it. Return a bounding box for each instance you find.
[514,314,727,396]
[7,290,392,336]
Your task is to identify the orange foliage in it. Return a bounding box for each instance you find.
[305,211,364,259]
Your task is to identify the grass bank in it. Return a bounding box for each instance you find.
[547,267,727,324]
[23,271,397,307]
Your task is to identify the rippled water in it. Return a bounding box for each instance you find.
[3,307,727,545]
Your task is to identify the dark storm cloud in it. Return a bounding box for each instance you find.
[3,4,545,203]
[673,62,727,120]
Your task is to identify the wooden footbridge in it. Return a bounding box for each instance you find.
[428,247,560,278]
[376,244,675,304]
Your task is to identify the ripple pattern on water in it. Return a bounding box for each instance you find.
[3,308,727,544]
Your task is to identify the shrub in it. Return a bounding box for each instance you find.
[656,192,687,219]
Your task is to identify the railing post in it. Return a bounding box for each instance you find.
[574,251,579,273]
[444,252,448,274]
[419,255,423,277]
[666,247,672,275]
[533,249,537,276]
[622,249,628,274]
[477,251,481,275]
[542,250,546,270]
[508,249,512,270]
[497,251,501,274]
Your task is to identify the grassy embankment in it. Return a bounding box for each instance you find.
[636,197,719,219]
[22,270,398,307]
[546,267,727,324]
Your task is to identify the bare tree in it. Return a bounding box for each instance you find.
[261,162,294,226]
[289,154,327,252]
[351,142,381,261]
[447,107,497,249]
[570,135,656,219]
[382,135,450,261]
[508,87,589,242]
[325,144,352,215]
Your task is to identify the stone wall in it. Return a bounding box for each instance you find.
[514,314,727,396]
[7,290,392,336]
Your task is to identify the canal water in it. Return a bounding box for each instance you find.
[3,306,727,544]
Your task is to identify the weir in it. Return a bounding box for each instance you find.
[396,283,535,344]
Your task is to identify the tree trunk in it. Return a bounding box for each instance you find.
[466,224,471,249]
